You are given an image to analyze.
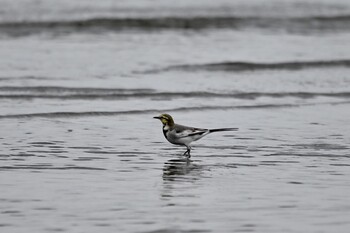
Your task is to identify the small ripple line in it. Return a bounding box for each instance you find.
[0,101,349,119]
[1,15,350,37]
[149,59,350,73]
[1,89,350,100]
[0,165,106,170]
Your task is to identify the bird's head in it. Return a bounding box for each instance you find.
[153,113,174,127]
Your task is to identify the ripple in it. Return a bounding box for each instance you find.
[33,207,56,211]
[286,143,349,150]
[44,228,66,232]
[142,229,211,233]
[223,163,259,168]
[259,160,299,164]
[27,150,67,154]
[1,14,350,35]
[0,165,106,171]
[84,150,119,155]
[1,210,21,214]
[0,224,12,227]
[68,146,102,150]
[288,181,304,184]
[264,153,350,158]
[29,141,57,145]
[2,101,350,119]
[330,163,350,167]
[0,198,41,203]
[157,59,350,73]
[73,157,109,161]
[10,153,36,157]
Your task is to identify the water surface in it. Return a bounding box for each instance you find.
[1,0,350,232]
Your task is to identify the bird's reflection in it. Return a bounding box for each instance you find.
[162,157,202,182]
[161,157,204,202]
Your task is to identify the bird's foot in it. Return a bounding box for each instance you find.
[183,149,191,158]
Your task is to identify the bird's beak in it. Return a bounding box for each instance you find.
[153,116,161,119]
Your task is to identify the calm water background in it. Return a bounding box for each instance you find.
[1,0,350,232]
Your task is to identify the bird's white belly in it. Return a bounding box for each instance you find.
[165,129,202,146]
[165,131,185,145]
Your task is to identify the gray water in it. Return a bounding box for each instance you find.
[1,0,350,232]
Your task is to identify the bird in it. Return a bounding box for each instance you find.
[153,113,238,158]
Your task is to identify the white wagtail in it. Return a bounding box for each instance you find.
[154,113,238,158]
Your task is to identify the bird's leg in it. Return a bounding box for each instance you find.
[183,146,191,158]
[183,150,191,158]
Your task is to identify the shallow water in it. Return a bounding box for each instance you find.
[1,0,350,232]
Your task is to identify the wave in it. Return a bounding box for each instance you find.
[0,165,106,170]
[1,15,350,36]
[0,86,154,93]
[149,59,350,73]
[1,86,350,100]
[0,101,349,119]
[0,86,155,99]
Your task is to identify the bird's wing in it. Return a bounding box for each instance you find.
[174,124,209,138]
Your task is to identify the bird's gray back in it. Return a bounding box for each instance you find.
[174,123,207,132]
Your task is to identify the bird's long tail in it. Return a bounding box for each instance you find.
[209,128,238,133]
